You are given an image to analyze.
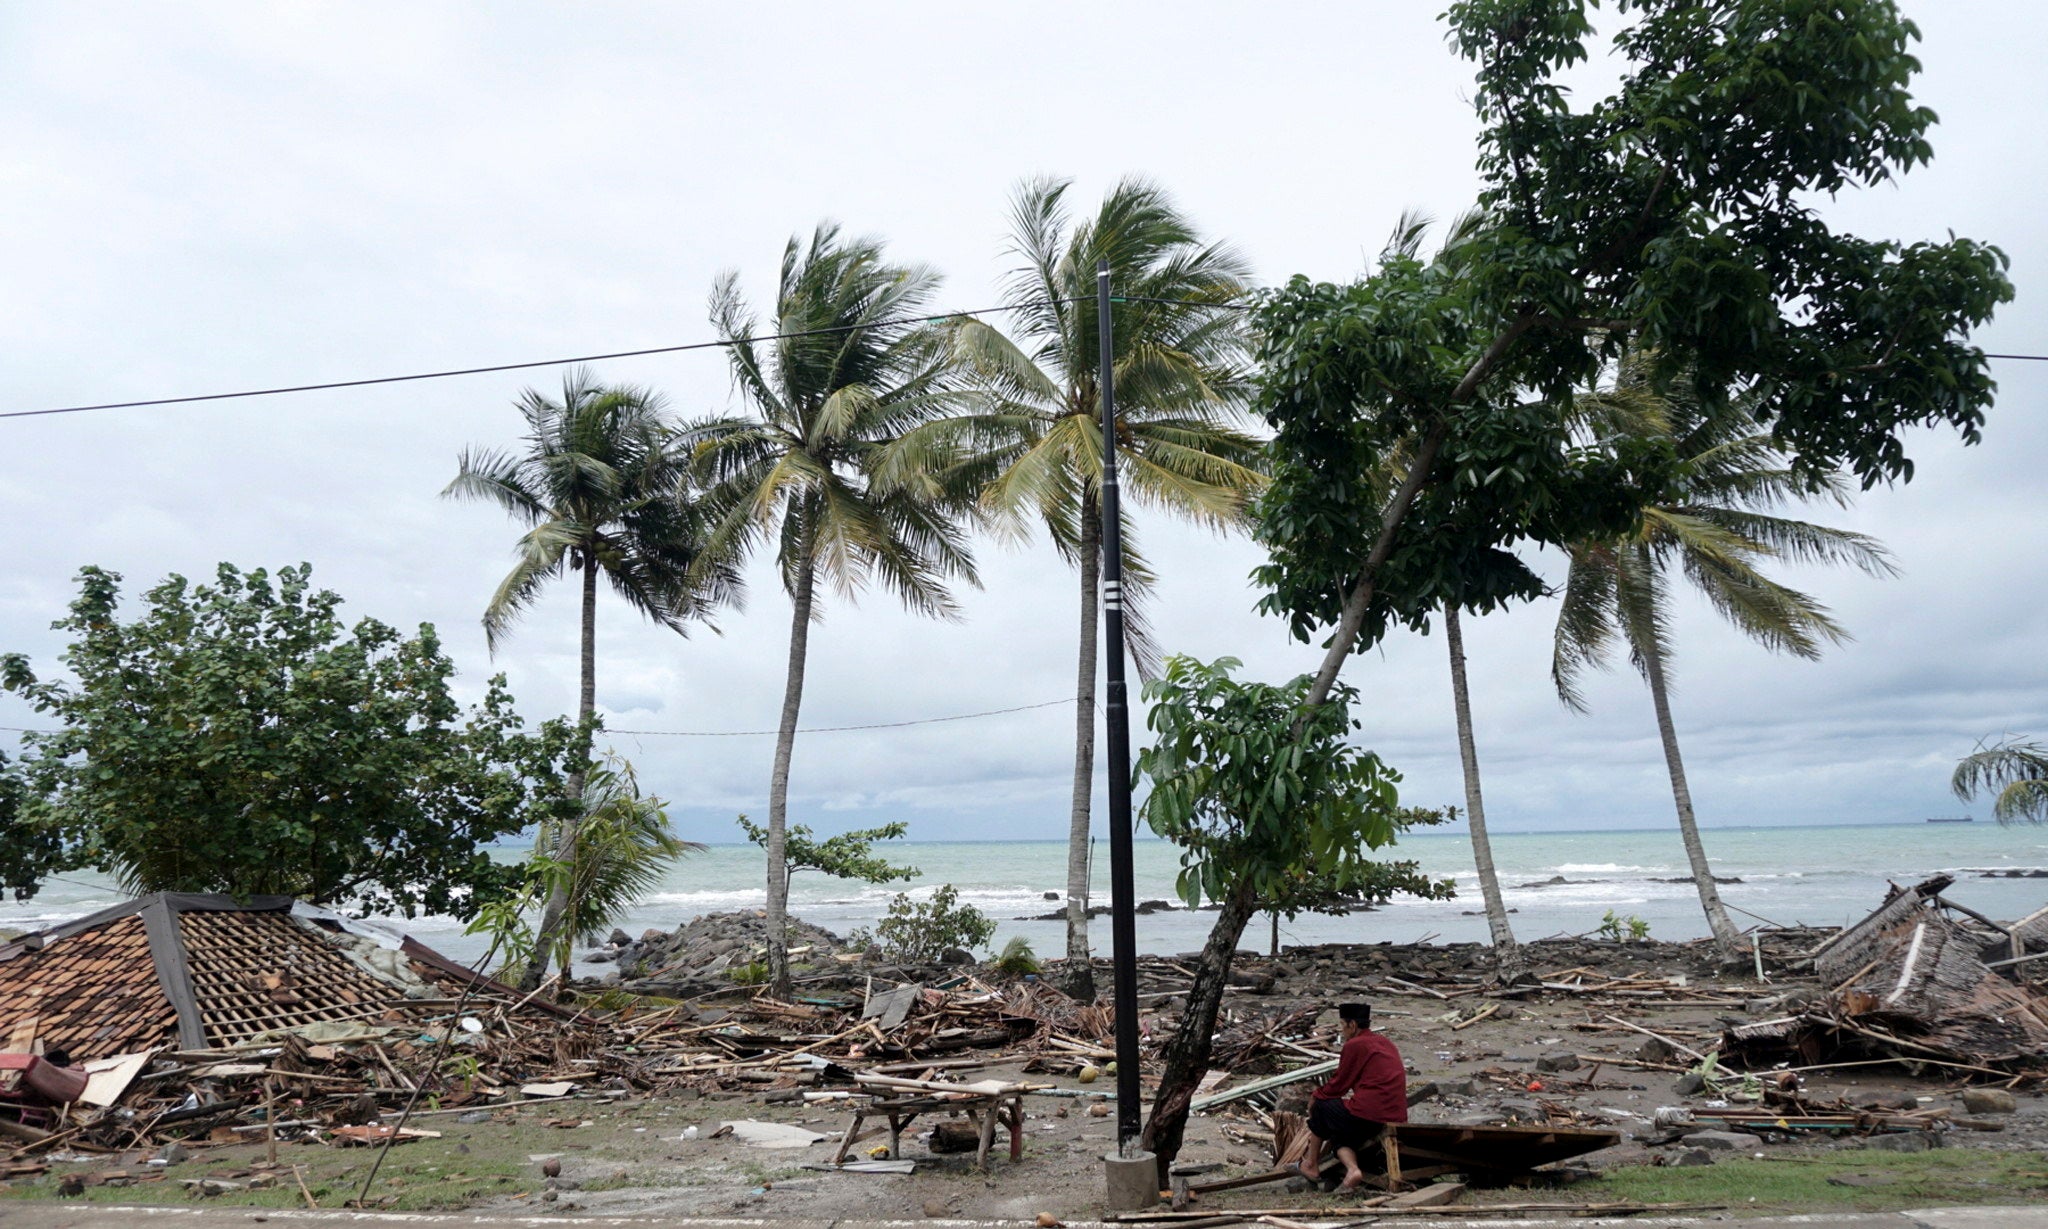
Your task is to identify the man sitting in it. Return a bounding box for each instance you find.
[1294,1001,1406,1191]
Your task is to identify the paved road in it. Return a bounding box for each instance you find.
[3,1204,2047,1229]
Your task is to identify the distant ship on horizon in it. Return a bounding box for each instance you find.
[1926,815,1975,824]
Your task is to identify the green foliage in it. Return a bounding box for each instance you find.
[1597,910,1651,943]
[546,758,701,944]
[849,884,997,964]
[1952,737,2048,825]
[467,757,700,974]
[1553,352,1897,709]
[1263,805,1459,920]
[735,814,916,884]
[1135,656,1411,912]
[992,935,1041,977]
[1255,0,2010,661]
[691,222,981,613]
[444,369,737,651]
[727,961,771,986]
[1,564,574,915]
[922,176,1266,668]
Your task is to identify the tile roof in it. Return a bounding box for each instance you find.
[0,893,412,1060]
[0,913,180,1059]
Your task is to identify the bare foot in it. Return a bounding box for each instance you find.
[1335,1170,1368,1193]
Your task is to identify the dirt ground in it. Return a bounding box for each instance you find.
[8,937,2047,1221]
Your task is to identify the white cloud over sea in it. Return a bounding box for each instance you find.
[2,3,2044,846]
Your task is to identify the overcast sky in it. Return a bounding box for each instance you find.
[2,2,2042,847]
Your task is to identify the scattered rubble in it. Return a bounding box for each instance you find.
[3,878,2043,1216]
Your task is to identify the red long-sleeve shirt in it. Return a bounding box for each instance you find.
[1312,1029,1408,1124]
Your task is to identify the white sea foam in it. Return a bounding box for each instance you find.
[1553,863,1666,874]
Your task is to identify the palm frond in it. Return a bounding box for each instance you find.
[1952,738,2048,823]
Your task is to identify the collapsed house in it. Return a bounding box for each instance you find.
[0,892,512,1059]
[1724,874,2048,1075]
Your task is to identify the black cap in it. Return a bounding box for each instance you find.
[1337,1002,1371,1028]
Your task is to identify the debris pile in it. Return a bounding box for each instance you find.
[1723,875,2048,1075]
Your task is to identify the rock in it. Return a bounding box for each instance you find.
[1685,1130,1754,1152]
[1492,1003,1519,1020]
[1865,1131,1938,1153]
[1638,1036,1676,1063]
[1535,1051,1582,1073]
[923,1200,950,1218]
[1961,1088,2017,1115]
[1495,1100,1543,1122]
[1043,891,1060,900]
[609,928,632,947]
[583,950,615,963]
[1437,1078,1477,1097]
[457,1110,492,1124]
[1669,1147,1715,1167]
[1673,1072,1706,1096]
[938,948,974,966]
[159,1142,189,1165]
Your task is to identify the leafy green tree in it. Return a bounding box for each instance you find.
[930,177,1264,997]
[1259,805,1456,956]
[1953,739,2048,823]
[691,223,979,996]
[736,815,916,885]
[0,564,571,916]
[1553,359,1896,956]
[445,369,737,989]
[1255,0,2010,722]
[1134,656,1424,1173]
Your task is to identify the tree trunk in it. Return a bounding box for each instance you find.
[1641,645,1742,957]
[518,555,600,992]
[1444,607,1522,980]
[1064,494,1101,1000]
[765,563,817,998]
[1140,878,1260,1177]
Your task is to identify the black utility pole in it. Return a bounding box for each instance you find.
[1097,259,1143,1152]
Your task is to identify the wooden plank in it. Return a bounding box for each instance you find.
[1387,1181,1465,1208]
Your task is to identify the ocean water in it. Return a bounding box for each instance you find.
[9,822,2047,972]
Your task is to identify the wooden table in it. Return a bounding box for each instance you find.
[830,1090,1027,1172]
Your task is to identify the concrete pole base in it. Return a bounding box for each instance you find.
[1103,1149,1159,1212]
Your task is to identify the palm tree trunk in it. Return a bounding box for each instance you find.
[1640,645,1743,957]
[1063,494,1101,1000]
[1140,877,1261,1178]
[765,562,817,998]
[1444,607,1522,980]
[518,555,599,992]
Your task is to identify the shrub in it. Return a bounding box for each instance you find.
[849,884,995,964]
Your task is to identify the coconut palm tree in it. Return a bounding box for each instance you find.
[1953,738,2048,823]
[926,177,1263,996]
[1554,357,1897,957]
[445,371,736,990]
[691,223,980,996]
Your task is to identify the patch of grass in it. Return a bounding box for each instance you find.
[1587,1147,2048,1215]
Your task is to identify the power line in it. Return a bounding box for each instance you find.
[0,695,1075,741]
[0,297,1088,422]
